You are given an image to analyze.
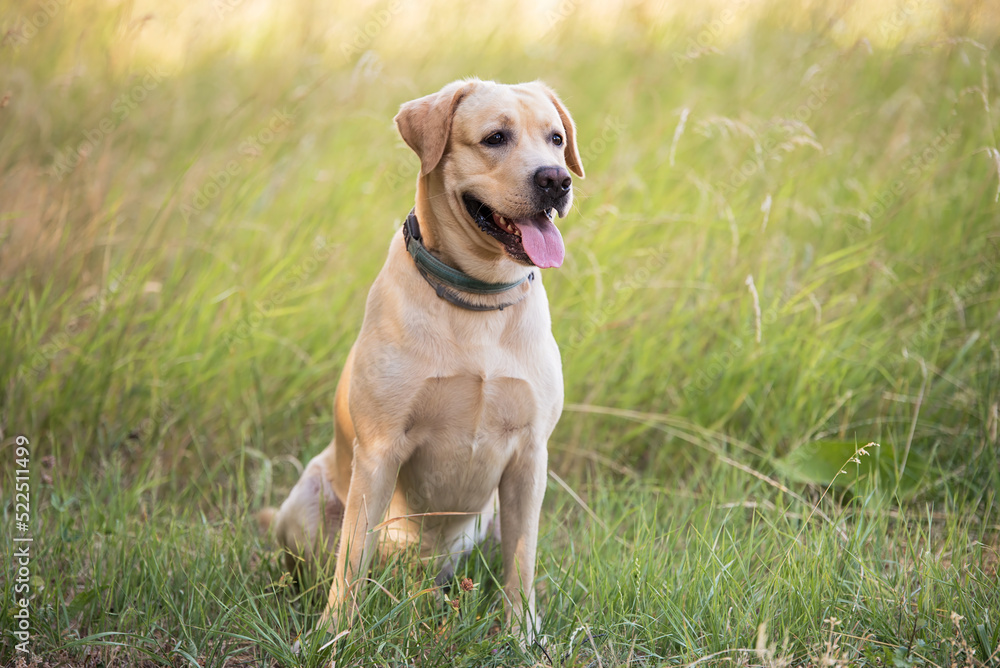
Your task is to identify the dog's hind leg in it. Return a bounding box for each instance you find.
[271,451,344,580]
[268,347,356,580]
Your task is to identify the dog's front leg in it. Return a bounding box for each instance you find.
[498,443,548,641]
[318,444,397,633]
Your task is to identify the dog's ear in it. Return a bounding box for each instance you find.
[541,85,585,178]
[395,80,477,177]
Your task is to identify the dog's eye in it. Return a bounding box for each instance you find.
[552,133,563,146]
[483,131,506,146]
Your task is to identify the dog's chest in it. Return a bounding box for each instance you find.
[406,374,537,444]
[396,373,542,512]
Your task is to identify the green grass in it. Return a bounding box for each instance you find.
[1,0,999,665]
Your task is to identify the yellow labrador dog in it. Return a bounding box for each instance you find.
[269,78,584,639]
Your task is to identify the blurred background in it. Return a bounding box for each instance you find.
[1,0,999,664]
[3,0,997,494]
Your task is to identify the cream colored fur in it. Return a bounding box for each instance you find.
[268,78,584,640]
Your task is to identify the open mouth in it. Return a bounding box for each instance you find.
[462,194,565,268]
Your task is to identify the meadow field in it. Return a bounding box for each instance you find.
[1,0,999,665]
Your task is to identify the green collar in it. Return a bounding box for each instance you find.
[402,210,533,312]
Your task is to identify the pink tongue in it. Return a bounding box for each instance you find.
[514,213,565,268]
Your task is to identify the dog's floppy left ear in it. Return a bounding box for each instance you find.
[540,84,585,179]
[395,80,478,177]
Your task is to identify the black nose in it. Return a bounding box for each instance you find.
[534,166,572,202]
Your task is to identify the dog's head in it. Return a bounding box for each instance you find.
[395,79,584,269]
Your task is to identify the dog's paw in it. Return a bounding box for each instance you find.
[316,608,340,636]
[255,507,277,533]
[290,614,344,656]
[433,562,456,588]
[510,611,543,648]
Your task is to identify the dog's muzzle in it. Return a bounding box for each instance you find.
[463,195,566,269]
